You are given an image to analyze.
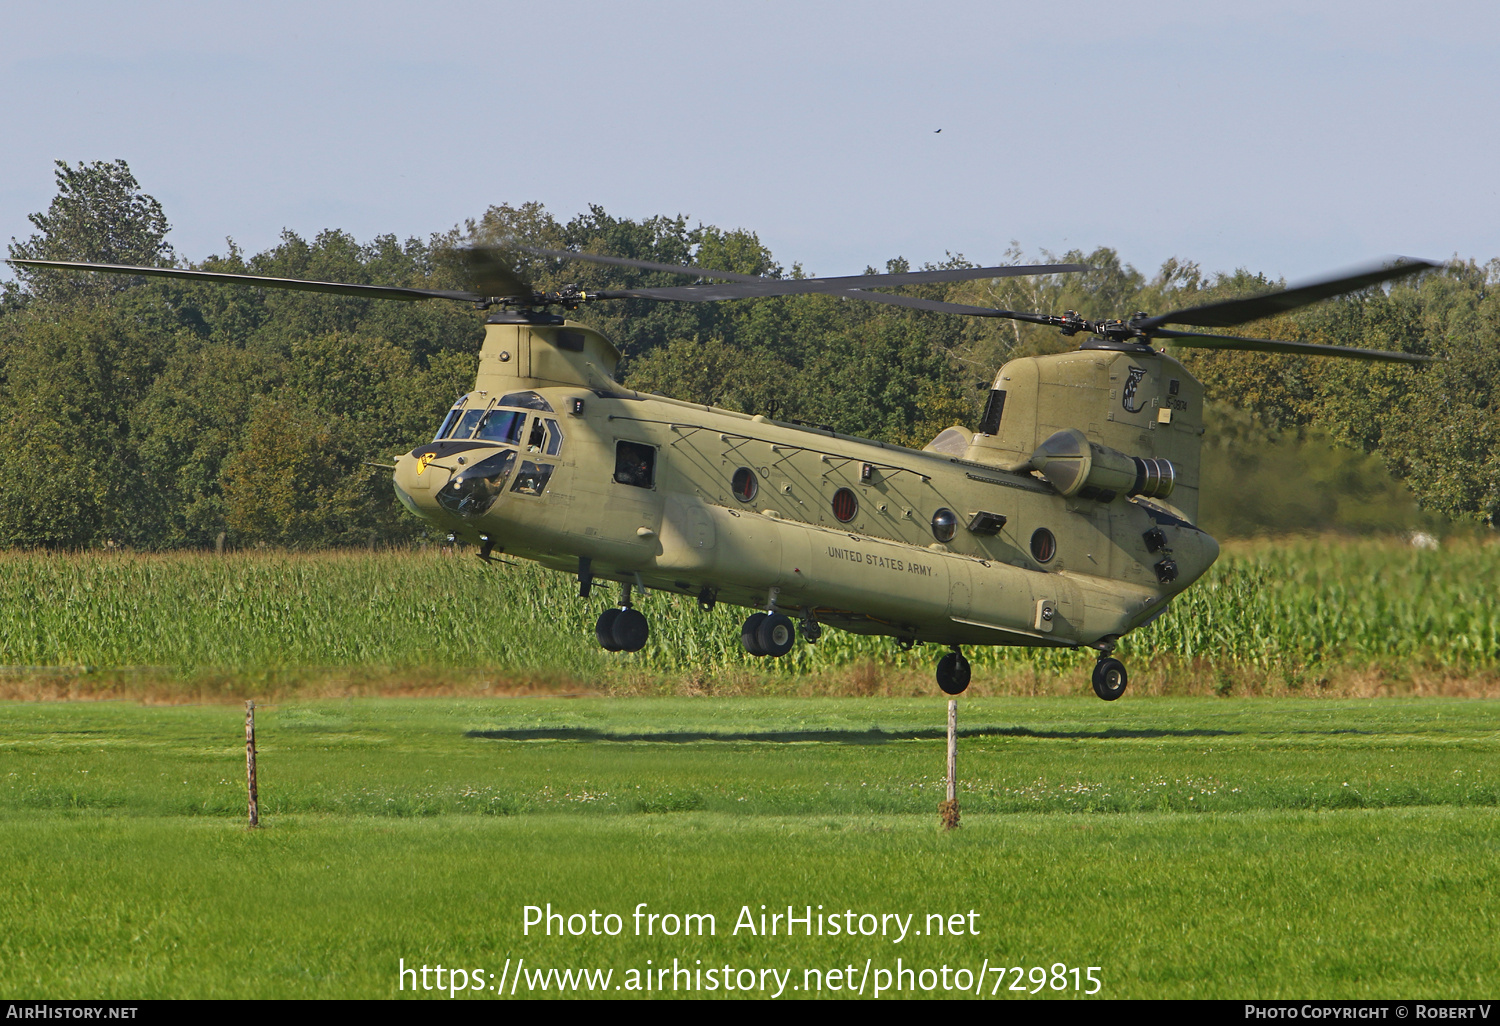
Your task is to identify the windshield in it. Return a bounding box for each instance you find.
[475,409,526,444]
[433,400,466,441]
[447,408,486,440]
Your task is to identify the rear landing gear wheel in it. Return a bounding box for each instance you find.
[936,650,971,695]
[611,607,650,653]
[595,608,622,652]
[757,612,796,657]
[1092,657,1127,701]
[741,612,768,656]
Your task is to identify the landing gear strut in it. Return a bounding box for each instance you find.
[1092,657,1128,701]
[936,648,970,695]
[595,583,649,653]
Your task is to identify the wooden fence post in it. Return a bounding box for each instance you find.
[940,698,960,830]
[246,700,259,828]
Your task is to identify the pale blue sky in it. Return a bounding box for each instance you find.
[4,0,1497,285]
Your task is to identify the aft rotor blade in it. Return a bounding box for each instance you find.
[803,290,1069,321]
[1142,258,1439,330]
[1155,328,1435,363]
[6,259,486,303]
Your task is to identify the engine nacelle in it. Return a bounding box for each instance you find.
[1030,428,1175,502]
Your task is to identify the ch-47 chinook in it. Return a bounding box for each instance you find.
[11,247,1437,699]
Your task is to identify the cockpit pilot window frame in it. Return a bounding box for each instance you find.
[542,419,564,456]
[474,407,526,445]
[434,405,464,441]
[447,407,487,440]
[510,461,555,497]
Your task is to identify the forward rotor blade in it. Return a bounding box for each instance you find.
[6,259,486,303]
[452,248,536,297]
[508,241,1086,294]
[1155,328,1435,363]
[594,264,1087,303]
[497,242,765,283]
[1143,258,1438,330]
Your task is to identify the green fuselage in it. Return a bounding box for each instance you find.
[392,316,1219,652]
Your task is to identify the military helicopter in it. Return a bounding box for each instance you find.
[10,246,1436,699]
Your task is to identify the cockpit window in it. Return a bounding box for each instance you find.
[500,391,553,412]
[542,419,564,456]
[511,461,555,496]
[447,408,486,440]
[475,408,526,444]
[434,402,465,441]
[436,450,516,517]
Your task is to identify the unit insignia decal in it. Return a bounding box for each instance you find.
[1121,366,1148,413]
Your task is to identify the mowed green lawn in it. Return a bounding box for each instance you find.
[2,697,1498,999]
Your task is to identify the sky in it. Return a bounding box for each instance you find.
[3,0,1498,286]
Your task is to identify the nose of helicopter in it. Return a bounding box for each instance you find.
[391,451,447,519]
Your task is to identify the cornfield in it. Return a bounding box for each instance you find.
[0,536,1493,685]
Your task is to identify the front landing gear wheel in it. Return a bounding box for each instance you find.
[595,608,622,652]
[757,612,796,657]
[611,608,650,653]
[936,650,971,695]
[1092,657,1128,701]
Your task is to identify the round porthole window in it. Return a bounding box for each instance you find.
[731,467,758,503]
[832,487,858,523]
[1030,528,1056,563]
[931,508,958,543]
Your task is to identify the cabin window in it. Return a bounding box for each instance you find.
[527,418,546,452]
[731,467,758,503]
[510,461,555,497]
[931,508,958,543]
[614,441,656,489]
[832,487,858,523]
[474,408,526,444]
[499,391,553,412]
[1030,528,1056,563]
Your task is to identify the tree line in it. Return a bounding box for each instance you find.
[1,159,1495,550]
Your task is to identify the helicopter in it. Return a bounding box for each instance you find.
[10,246,1436,699]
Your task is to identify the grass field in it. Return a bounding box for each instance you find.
[3,696,1498,999]
[2,537,1496,998]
